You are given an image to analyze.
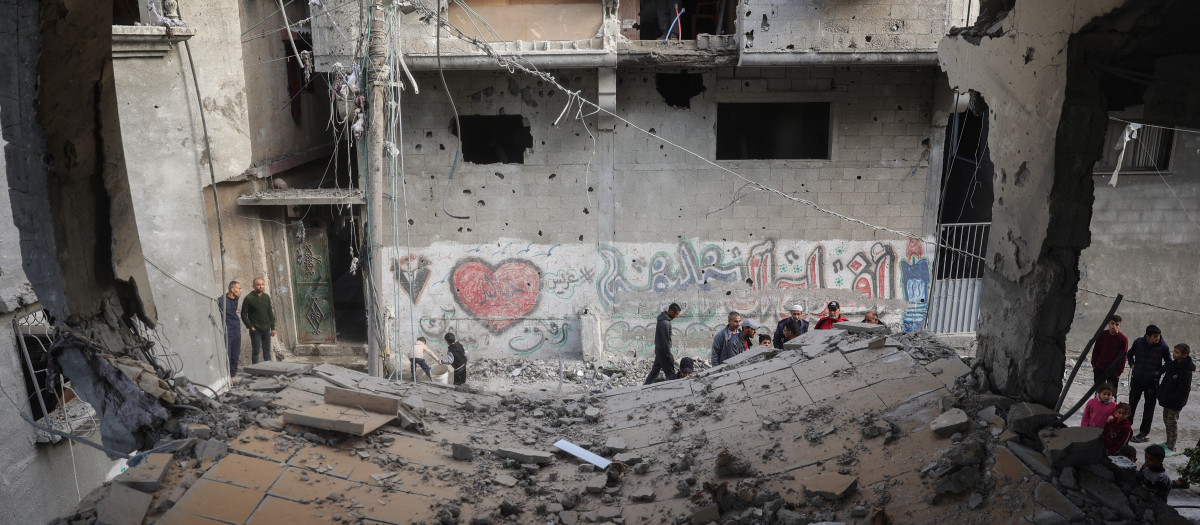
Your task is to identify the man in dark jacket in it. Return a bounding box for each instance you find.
[774,304,809,349]
[1157,343,1193,453]
[445,332,468,386]
[644,303,682,384]
[1092,314,1128,396]
[219,281,242,377]
[241,277,276,364]
[1128,324,1170,443]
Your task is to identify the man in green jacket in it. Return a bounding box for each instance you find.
[241,277,276,363]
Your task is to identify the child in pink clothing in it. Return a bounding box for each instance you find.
[1081,383,1118,428]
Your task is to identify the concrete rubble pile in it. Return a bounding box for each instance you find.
[50,326,1187,525]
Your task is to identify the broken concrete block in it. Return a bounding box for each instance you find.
[990,446,1033,480]
[933,465,982,495]
[926,357,972,387]
[95,482,154,525]
[194,439,227,464]
[1038,426,1104,468]
[559,510,579,525]
[722,346,778,367]
[244,361,313,376]
[802,472,858,500]
[1034,480,1084,521]
[452,443,473,461]
[1078,468,1135,519]
[114,453,172,492]
[604,437,627,454]
[597,506,623,520]
[585,473,607,494]
[495,447,553,465]
[774,508,806,525]
[1006,442,1052,477]
[833,321,887,334]
[584,407,601,421]
[492,474,518,487]
[1005,402,1060,438]
[692,503,721,524]
[613,452,642,465]
[182,423,211,439]
[930,408,969,436]
[867,336,887,349]
[630,486,656,502]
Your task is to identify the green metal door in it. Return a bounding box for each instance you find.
[289,220,337,344]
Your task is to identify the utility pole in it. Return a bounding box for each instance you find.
[364,0,387,377]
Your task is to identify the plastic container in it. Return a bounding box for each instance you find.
[430,364,451,385]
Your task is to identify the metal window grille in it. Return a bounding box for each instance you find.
[12,309,98,443]
[926,223,989,334]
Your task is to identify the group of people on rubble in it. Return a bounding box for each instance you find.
[386,333,469,387]
[1078,314,1194,498]
[643,301,882,384]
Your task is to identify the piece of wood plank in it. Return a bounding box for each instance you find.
[282,404,395,435]
[324,386,403,415]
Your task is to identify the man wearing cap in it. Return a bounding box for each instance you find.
[774,305,809,349]
[711,311,742,365]
[668,357,696,380]
[1128,324,1170,443]
[644,303,683,384]
[814,301,848,330]
[715,319,757,365]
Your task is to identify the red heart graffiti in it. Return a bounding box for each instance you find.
[451,259,541,333]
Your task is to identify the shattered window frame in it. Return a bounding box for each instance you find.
[11,308,100,445]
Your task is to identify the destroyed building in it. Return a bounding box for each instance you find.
[2,0,1200,523]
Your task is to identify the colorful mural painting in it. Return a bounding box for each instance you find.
[383,237,935,359]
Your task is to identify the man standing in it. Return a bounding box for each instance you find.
[241,277,276,364]
[644,303,682,384]
[711,311,742,365]
[714,318,752,366]
[814,301,848,330]
[219,281,242,377]
[863,311,884,325]
[774,305,809,349]
[1128,324,1170,443]
[1092,314,1129,395]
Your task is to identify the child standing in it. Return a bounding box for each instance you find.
[1103,402,1134,455]
[1081,383,1118,428]
[1156,343,1194,454]
[1137,444,1171,499]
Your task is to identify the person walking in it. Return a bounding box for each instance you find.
[1128,324,1170,443]
[240,277,276,364]
[218,281,242,377]
[644,303,682,384]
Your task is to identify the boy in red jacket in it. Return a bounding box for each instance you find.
[1091,315,1128,395]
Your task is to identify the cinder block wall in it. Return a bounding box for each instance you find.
[384,66,939,361]
[1070,130,1200,362]
[739,0,951,52]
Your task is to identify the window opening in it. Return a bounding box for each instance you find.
[1093,119,1174,173]
[716,102,830,160]
[12,308,99,444]
[632,0,735,40]
[451,115,533,164]
[655,71,706,108]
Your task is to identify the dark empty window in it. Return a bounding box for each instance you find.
[716,102,831,160]
[451,115,533,164]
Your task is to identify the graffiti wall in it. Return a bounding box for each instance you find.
[382,238,934,360]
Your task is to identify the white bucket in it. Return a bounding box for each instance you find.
[430,364,451,385]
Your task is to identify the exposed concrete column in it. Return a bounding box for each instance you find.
[364,0,387,377]
[938,0,1124,406]
[596,67,617,243]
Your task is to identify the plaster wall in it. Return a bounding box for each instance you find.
[1069,131,1200,360]
[110,0,256,389]
[375,66,940,360]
